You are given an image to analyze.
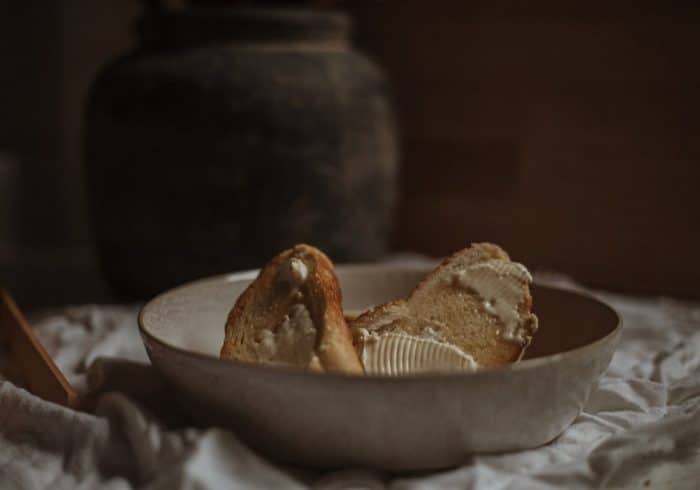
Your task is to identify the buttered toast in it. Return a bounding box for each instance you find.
[350,243,538,374]
[220,244,363,374]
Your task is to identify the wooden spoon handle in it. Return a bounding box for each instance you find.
[0,289,80,409]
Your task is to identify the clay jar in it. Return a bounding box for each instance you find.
[85,5,398,299]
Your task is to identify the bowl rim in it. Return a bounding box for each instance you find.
[138,263,622,383]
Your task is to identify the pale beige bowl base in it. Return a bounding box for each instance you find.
[139,265,620,471]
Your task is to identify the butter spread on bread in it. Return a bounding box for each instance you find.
[357,330,479,375]
[448,259,534,344]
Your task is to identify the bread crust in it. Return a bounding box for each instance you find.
[300,245,363,373]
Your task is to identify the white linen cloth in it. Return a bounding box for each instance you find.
[1,270,700,489]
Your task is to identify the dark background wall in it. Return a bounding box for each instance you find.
[0,0,139,306]
[1,0,699,307]
[348,1,700,297]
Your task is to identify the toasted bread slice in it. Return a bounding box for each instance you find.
[220,244,363,374]
[351,243,538,374]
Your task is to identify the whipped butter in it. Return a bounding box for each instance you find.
[450,259,533,344]
[279,257,308,287]
[358,330,478,376]
[253,303,317,365]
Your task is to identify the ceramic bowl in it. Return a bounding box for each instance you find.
[138,265,621,471]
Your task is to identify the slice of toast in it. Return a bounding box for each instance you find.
[220,244,363,375]
[350,243,538,374]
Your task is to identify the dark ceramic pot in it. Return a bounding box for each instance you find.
[85,6,398,299]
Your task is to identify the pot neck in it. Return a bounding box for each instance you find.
[138,6,351,49]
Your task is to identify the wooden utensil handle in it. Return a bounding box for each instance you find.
[0,289,80,409]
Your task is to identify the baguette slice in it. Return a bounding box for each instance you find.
[220,244,363,374]
[350,243,538,375]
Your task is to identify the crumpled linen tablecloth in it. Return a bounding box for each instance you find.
[1,269,700,489]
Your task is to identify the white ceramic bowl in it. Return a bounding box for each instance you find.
[139,265,621,471]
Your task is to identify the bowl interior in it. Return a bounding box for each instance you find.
[140,265,619,362]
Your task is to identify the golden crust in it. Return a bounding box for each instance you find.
[296,245,363,373]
